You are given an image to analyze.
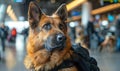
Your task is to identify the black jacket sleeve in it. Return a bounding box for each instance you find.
[72,44,100,71]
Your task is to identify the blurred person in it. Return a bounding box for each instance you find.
[68,22,76,44]
[21,27,29,46]
[98,19,117,52]
[0,23,8,59]
[86,17,104,48]
[0,24,7,52]
[11,28,17,43]
[115,15,120,52]
[7,28,17,43]
[99,32,116,52]
[86,18,94,48]
[70,27,76,44]
[4,25,9,39]
[100,20,109,37]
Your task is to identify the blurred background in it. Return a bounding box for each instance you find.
[0,0,120,71]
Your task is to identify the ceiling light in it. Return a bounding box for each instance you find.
[67,0,87,11]
[67,3,120,22]
[92,3,120,15]
[6,5,11,13]
[8,9,13,16]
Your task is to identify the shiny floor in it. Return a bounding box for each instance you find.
[0,35,120,71]
[90,50,120,71]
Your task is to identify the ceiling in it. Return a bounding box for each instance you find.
[5,0,72,21]
[1,0,120,21]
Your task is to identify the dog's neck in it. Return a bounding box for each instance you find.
[33,37,72,71]
[35,50,73,71]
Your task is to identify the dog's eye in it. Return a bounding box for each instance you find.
[43,23,51,31]
[59,24,64,30]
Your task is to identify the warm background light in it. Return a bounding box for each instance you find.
[7,5,11,13]
[6,5,17,21]
[92,3,120,15]
[67,0,87,11]
[67,3,120,22]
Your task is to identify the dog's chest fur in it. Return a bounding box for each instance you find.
[24,48,78,71]
[37,51,78,71]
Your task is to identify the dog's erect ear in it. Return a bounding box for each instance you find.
[54,4,68,21]
[28,1,42,29]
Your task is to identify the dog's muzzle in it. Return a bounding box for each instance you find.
[44,33,66,51]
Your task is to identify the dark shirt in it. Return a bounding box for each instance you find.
[116,19,120,37]
[87,21,95,36]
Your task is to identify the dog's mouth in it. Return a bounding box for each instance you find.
[44,40,66,52]
[52,43,65,51]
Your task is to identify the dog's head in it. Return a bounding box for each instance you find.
[28,1,70,53]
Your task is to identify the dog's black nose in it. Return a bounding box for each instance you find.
[56,34,65,42]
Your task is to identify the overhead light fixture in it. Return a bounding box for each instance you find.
[6,5,11,13]
[67,0,87,11]
[6,5,17,21]
[8,9,13,16]
[67,3,120,22]
[91,3,120,15]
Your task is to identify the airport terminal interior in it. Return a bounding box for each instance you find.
[0,0,120,71]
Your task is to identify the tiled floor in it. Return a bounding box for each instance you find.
[90,50,120,71]
[0,35,27,71]
[0,34,120,71]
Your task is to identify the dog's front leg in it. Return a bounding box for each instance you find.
[24,55,34,70]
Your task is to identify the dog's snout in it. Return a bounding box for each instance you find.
[56,33,65,42]
[45,33,66,51]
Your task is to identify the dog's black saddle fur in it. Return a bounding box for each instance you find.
[50,43,100,71]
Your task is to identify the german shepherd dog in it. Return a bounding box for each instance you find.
[24,1,77,71]
[24,1,99,71]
